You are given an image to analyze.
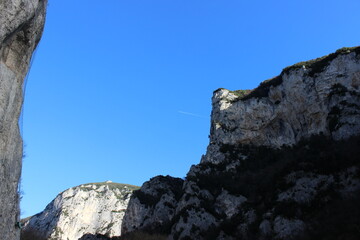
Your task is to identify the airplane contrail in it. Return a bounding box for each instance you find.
[178,111,206,118]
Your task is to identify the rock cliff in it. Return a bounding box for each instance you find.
[122,47,360,240]
[122,175,184,234]
[22,182,139,240]
[0,0,47,239]
[203,47,360,164]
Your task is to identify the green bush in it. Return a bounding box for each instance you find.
[283,46,360,77]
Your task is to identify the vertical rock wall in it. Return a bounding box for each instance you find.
[203,48,360,164]
[122,47,360,240]
[0,0,47,239]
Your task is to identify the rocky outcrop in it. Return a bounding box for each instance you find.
[0,0,47,239]
[22,182,139,240]
[122,176,184,234]
[122,47,360,240]
[203,47,360,163]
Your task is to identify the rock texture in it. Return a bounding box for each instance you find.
[204,47,360,163]
[22,182,139,240]
[0,0,47,239]
[122,175,184,234]
[122,47,360,240]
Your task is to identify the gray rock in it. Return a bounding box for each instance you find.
[259,219,272,237]
[278,173,334,204]
[203,48,360,163]
[122,47,360,240]
[122,175,184,235]
[170,208,217,240]
[0,0,47,239]
[214,190,246,218]
[273,216,305,240]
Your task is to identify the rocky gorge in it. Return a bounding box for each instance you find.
[0,0,47,239]
[16,47,360,240]
[19,47,360,240]
[2,1,359,240]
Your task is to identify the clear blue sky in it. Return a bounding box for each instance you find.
[21,0,360,217]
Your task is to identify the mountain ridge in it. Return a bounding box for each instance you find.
[122,46,360,240]
[22,181,139,240]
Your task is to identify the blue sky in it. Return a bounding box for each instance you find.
[21,0,360,217]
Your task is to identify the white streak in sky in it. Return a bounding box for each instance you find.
[178,110,206,118]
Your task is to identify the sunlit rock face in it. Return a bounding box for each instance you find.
[203,47,360,164]
[22,182,139,240]
[123,47,360,240]
[0,0,47,239]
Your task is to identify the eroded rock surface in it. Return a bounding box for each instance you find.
[204,47,360,163]
[22,182,139,240]
[122,47,360,240]
[0,0,47,239]
[122,175,184,235]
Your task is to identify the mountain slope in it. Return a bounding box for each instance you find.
[122,47,360,240]
[23,182,139,240]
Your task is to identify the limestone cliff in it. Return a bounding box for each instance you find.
[0,0,47,239]
[203,47,360,164]
[122,47,360,240]
[122,176,184,234]
[22,182,139,240]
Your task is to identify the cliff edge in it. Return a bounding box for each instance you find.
[0,0,47,239]
[122,47,360,240]
[204,47,360,163]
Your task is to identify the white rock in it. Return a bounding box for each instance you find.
[23,182,138,240]
[203,50,360,163]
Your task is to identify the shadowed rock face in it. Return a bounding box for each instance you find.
[78,234,111,240]
[122,47,360,240]
[0,0,47,239]
[122,176,184,234]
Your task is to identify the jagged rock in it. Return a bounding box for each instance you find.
[122,175,183,235]
[22,182,139,240]
[0,0,47,239]
[214,190,247,218]
[170,208,218,240]
[122,47,360,240]
[203,47,360,163]
[277,172,334,204]
[273,216,305,239]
